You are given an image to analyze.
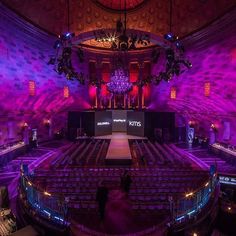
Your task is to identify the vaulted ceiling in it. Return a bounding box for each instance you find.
[2,0,236,38]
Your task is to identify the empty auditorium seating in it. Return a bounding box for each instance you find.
[129,140,195,168]
[32,167,208,214]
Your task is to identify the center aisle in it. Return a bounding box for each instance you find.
[95,132,145,165]
[106,133,132,164]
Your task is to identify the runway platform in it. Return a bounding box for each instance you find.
[95,132,145,165]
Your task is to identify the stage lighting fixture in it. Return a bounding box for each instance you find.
[119,34,129,51]
[53,40,61,49]
[151,48,160,64]
[184,60,192,68]
[173,63,181,76]
[47,57,56,65]
[77,48,84,63]
[166,48,175,62]
[175,41,184,50]
[148,0,191,85]
[164,33,178,42]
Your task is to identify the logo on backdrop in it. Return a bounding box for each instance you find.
[129,121,142,127]
[97,122,110,126]
[113,119,126,123]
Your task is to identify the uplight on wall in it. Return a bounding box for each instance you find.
[29,80,35,96]
[204,82,210,97]
[63,86,69,98]
[170,86,176,99]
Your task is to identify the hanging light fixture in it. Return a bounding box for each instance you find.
[107,67,132,94]
[107,56,133,94]
[150,0,192,84]
[93,0,150,51]
[48,0,85,84]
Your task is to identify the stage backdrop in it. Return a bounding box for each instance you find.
[144,112,175,141]
[127,111,145,136]
[68,111,175,139]
[94,111,112,136]
[112,110,127,132]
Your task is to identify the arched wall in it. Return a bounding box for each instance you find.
[0,4,90,144]
[150,8,236,144]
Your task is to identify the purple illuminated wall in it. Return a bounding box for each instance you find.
[150,9,236,145]
[0,4,90,144]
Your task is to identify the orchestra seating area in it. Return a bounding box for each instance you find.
[22,140,209,233]
[41,139,111,168]
[0,138,219,234]
[129,140,195,168]
[37,139,198,170]
[33,167,208,212]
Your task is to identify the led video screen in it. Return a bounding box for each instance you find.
[112,110,127,132]
[127,111,144,136]
[95,111,112,136]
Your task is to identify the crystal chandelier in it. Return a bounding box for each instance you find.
[107,67,132,94]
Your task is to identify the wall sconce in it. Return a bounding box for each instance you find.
[210,123,217,132]
[188,120,195,128]
[22,122,28,131]
[44,119,51,128]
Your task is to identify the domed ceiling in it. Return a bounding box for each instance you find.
[94,0,147,11]
[2,0,236,39]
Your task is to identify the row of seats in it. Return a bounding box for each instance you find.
[33,167,208,213]
[29,141,208,215]
[49,139,110,168]
[130,140,193,168]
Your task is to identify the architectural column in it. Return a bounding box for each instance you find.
[138,61,144,110]
[95,61,102,109]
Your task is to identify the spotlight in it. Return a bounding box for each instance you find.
[166,48,175,62]
[47,57,56,65]
[44,191,51,196]
[183,60,192,68]
[119,34,129,51]
[62,32,75,40]
[164,33,178,42]
[173,63,181,76]
[53,40,61,49]
[175,41,185,52]
[185,192,194,198]
[164,33,173,40]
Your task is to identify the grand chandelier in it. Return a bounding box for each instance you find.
[107,67,132,94]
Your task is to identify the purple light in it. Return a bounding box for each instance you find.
[107,68,133,94]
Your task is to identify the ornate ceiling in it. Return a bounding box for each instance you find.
[94,0,147,11]
[2,0,236,39]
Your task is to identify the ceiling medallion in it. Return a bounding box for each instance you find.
[94,0,147,11]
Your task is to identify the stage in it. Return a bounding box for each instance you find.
[95,132,145,165]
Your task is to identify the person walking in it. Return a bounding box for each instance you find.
[96,181,108,220]
[120,170,132,193]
